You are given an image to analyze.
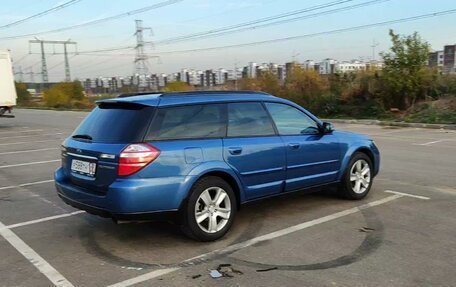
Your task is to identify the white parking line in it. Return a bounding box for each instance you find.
[0,179,54,191]
[0,220,74,287]
[108,268,180,287]
[371,128,409,136]
[0,139,60,146]
[0,192,429,287]
[412,139,449,146]
[108,194,402,287]
[3,211,85,230]
[0,132,63,140]
[384,190,430,200]
[0,148,58,155]
[0,160,60,169]
[0,129,43,135]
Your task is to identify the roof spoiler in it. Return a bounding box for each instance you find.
[117,91,161,98]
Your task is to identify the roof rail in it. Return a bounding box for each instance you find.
[158,90,271,97]
[117,90,272,98]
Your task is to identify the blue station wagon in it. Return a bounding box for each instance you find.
[55,91,380,241]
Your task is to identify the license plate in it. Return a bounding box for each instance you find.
[71,159,97,177]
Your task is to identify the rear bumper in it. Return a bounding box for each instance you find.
[57,192,178,221]
[54,168,189,219]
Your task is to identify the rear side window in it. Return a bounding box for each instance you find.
[227,102,275,137]
[148,104,225,140]
[72,103,153,143]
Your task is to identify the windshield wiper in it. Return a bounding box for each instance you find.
[72,134,93,140]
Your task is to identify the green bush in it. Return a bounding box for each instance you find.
[43,81,84,108]
[15,82,31,104]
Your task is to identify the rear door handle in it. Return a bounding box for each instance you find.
[228,147,243,155]
[288,143,300,149]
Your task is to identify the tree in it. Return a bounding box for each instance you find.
[43,81,85,108]
[161,81,194,92]
[239,71,281,95]
[15,82,31,104]
[380,29,432,109]
[283,66,328,108]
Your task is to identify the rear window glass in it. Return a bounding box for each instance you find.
[72,103,153,143]
[148,104,225,140]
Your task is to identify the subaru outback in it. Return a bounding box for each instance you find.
[55,91,380,241]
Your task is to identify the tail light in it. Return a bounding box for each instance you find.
[61,145,67,166]
[118,144,160,176]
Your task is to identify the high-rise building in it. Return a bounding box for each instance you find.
[443,45,456,74]
[247,62,257,78]
[319,58,337,74]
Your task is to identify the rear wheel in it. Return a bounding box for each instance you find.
[340,152,373,199]
[181,176,236,241]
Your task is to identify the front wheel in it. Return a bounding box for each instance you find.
[181,176,236,241]
[340,152,373,200]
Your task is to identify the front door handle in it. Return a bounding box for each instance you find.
[288,143,300,149]
[228,147,243,155]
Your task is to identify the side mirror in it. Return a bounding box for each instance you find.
[321,122,334,134]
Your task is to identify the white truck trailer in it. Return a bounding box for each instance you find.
[0,50,16,118]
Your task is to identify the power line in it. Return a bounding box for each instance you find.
[145,8,456,55]
[154,0,355,45]
[155,0,389,45]
[0,0,82,29]
[48,55,77,71]
[12,53,30,64]
[0,0,183,41]
[33,7,456,78]
[56,7,456,59]
[48,0,385,54]
[44,0,385,56]
[153,0,279,30]
[28,43,135,56]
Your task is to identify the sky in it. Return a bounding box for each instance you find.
[1,0,456,82]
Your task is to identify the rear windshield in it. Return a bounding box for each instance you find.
[72,103,154,143]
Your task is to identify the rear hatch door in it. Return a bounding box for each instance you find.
[62,102,154,193]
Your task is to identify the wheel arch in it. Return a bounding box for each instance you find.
[338,144,377,181]
[198,171,242,210]
[180,163,245,212]
[355,147,375,166]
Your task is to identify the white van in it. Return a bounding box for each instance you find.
[0,50,17,117]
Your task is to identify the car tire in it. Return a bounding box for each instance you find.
[181,176,237,241]
[340,152,373,200]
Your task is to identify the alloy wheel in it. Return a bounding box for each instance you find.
[350,159,371,194]
[194,187,231,233]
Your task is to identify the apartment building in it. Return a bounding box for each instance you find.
[335,61,366,73]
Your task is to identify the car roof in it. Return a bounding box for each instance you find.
[97,91,283,107]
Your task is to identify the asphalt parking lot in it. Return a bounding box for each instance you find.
[0,108,455,287]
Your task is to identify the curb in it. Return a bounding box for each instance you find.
[324,119,456,130]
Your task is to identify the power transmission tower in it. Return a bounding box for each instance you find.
[27,67,35,83]
[134,20,152,75]
[370,39,379,61]
[29,38,77,83]
[14,65,24,82]
[63,42,72,81]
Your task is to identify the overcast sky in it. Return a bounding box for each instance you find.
[2,0,456,82]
